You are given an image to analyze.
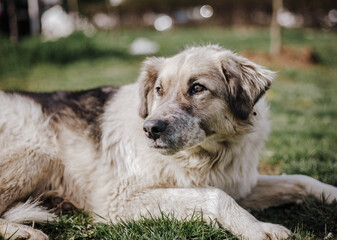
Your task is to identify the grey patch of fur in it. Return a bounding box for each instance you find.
[9,87,119,144]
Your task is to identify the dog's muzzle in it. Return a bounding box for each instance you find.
[143,119,167,140]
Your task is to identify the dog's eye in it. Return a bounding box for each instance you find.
[156,87,164,96]
[189,84,206,95]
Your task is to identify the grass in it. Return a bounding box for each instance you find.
[0,27,336,239]
[32,198,336,240]
[35,212,234,240]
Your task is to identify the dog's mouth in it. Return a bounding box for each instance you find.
[154,144,167,149]
[149,140,169,150]
[146,138,179,155]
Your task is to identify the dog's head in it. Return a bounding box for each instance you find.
[138,45,274,155]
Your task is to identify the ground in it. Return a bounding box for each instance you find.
[0,27,336,239]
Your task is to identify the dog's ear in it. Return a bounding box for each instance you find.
[138,57,164,118]
[221,53,275,120]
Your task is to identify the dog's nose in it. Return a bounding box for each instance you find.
[143,120,167,140]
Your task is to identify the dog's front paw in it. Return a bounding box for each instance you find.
[260,222,291,240]
[1,223,49,240]
[240,222,291,240]
[324,186,337,203]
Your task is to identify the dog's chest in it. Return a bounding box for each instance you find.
[166,146,259,199]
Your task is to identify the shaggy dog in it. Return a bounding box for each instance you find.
[1,45,336,240]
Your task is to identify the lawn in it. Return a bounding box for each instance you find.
[0,27,336,239]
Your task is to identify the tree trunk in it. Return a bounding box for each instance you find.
[7,0,18,44]
[28,0,40,36]
[67,0,79,13]
[270,0,283,56]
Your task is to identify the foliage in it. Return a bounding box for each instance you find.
[0,32,132,76]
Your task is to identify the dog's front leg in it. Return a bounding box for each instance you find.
[238,175,337,210]
[109,188,290,240]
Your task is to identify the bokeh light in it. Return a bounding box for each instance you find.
[200,5,213,19]
[109,0,123,7]
[154,14,173,31]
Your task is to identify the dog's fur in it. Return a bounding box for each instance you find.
[1,45,336,240]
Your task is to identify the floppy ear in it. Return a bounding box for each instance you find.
[221,53,275,120]
[138,57,164,118]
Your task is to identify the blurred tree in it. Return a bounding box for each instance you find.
[28,0,40,36]
[74,0,337,29]
[67,0,79,14]
[270,0,282,56]
[6,0,18,43]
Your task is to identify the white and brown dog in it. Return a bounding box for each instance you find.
[0,45,336,240]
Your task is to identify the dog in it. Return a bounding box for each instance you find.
[1,45,336,240]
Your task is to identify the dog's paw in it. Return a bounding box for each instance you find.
[260,222,291,240]
[324,187,337,203]
[240,222,291,240]
[1,223,48,240]
[26,228,49,240]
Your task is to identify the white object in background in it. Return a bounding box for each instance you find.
[41,5,74,40]
[109,0,123,7]
[129,38,159,55]
[93,13,117,30]
[200,5,213,18]
[154,14,173,31]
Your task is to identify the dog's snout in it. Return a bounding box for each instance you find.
[143,120,167,140]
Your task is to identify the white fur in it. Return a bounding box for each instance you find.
[2,199,55,224]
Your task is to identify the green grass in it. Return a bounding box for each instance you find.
[35,212,234,240]
[32,198,336,240]
[0,27,337,239]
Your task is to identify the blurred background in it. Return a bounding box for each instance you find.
[0,0,336,89]
[1,0,336,41]
[0,0,336,186]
